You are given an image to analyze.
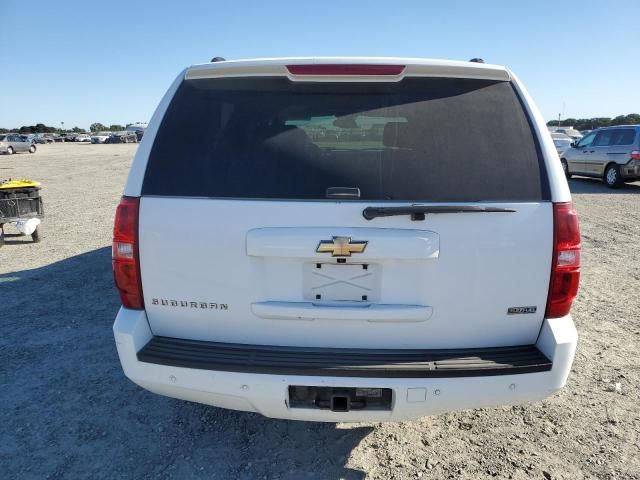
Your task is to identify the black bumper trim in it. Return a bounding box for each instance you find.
[137,337,552,378]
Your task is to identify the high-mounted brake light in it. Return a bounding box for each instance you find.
[286,64,405,76]
[545,202,581,318]
[112,196,144,309]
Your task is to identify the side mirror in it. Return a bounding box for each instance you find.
[570,142,577,148]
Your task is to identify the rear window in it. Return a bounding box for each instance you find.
[610,129,636,146]
[143,77,549,201]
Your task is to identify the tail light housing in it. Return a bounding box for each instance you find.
[630,150,640,161]
[112,196,144,309]
[546,202,581,318]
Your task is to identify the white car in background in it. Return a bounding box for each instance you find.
[551,128,582,141]
[91,132,111,144]
[551,133,573,155]
[75,134,91,142]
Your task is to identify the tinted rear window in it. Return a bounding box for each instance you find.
[610,129,636,146]
[143,77,548,201]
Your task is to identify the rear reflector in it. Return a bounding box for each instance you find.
[286,64,405,76]
[545,202,581,318]
[112,196,144,309]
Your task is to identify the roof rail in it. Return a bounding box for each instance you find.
[210,57,226,63]
[469,58,485,63]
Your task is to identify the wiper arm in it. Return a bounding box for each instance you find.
[362,205,516,221]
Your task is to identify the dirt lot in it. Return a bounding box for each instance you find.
[1,143,639,479]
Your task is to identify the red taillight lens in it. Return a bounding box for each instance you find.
[630,150,640,161]
[546,202,581,318]
[286,64,405,76]
[113,196,143,309]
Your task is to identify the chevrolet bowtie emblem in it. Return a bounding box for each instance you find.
[316,236,368,257]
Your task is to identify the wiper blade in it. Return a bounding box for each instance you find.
[362,205,516,221]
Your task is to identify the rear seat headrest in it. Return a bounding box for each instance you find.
[383,122,413,148]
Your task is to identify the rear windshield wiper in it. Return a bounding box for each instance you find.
[362,205,516,221]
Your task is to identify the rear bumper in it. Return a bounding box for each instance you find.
[113,308,577,422]
[621,164,640,179]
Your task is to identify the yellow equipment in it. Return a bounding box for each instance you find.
[0,179,41,189]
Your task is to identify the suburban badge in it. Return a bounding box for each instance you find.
[151,298,229,310]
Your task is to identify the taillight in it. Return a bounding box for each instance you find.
[630,150,640,161]
[286,64,405,76]
[112,196,143,309]
[546,202,581,318]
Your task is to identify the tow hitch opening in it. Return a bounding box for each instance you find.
[288,386,393,411]
[331,395,350,412]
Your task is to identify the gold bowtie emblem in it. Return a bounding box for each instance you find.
[316,236,368,257]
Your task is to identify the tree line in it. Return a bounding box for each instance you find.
[0,122,130,134]
[547,113,640,131]
[89,123,126,132]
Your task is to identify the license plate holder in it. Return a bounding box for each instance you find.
[303,262,380,302]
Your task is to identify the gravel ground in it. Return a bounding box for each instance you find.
[1,143,639,479]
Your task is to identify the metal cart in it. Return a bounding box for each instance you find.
[0,180,44,247]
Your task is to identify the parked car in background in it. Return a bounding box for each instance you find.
[126,122,148,133]
[553,138,572,156]
[126,123,147,142]
[0,134,37,154]
[105,131,138,144]
[33,134,55,144]
[550,128,582,141]
[75,134,91,142]
[551,133,573,156]
[91,132,111,144]
[560,125,640,187]
[112,57,580,422]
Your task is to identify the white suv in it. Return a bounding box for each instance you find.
[112,57,580,422]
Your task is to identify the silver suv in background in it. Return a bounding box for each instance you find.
[0,134,37,154]
[561,126,640,188]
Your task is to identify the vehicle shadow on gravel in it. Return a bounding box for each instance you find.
[569,177,640,194]
[1,247,372,479]
[1,232,37,245]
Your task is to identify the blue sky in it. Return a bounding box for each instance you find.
[1,0,638,129]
